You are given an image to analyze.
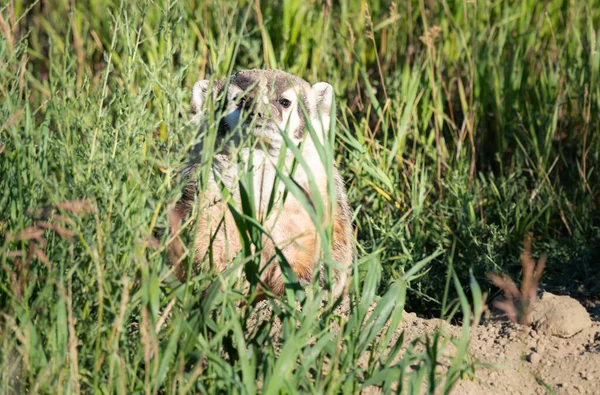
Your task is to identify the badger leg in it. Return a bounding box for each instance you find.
[330,168,354,298]
[168,179,242,280]
[258,228,318,296]
[193,204,242,274]
[166,181,196,277]
[257,216,352,299]
[257,177,354,299]
[330,211,353,298]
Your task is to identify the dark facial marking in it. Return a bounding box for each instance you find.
[214,86,231,136]
[293,91,310,139]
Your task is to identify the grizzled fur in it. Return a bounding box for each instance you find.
[169,69,353,298]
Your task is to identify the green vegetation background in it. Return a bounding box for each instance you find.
[1,0,599,392]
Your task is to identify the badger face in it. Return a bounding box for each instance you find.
[190,69,333,151]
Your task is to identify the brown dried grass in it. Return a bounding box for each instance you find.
[488,236,546,326]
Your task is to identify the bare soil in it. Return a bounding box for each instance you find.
[250,295,600,394]
[404,308,600,394]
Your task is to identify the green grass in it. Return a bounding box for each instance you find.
[1,0,599,392]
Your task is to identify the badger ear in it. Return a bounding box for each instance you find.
[312,82,334,116]
[190,80,209,124]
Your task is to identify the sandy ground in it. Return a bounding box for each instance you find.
[250,294,600,394]
[406,309,600,394]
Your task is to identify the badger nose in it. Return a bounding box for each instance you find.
[254,107,265,119]
[250,102,271,120]
[243,96,275,121]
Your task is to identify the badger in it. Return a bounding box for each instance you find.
[169,69,353,298]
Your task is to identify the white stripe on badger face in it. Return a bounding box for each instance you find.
[277,86,329,144]
[277,87,305,142]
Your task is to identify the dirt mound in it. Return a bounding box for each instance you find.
[360,300,599,394]
[453,295,599,394]
[530,292,592,338]
[447,318,599,394]
[249,295,600,393]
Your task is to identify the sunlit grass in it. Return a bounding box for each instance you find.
[1,0,599,392]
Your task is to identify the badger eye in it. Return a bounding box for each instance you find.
[278,98,291,109]
[237,96,247,107]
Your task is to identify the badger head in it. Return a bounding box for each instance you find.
[190,69,333,151]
